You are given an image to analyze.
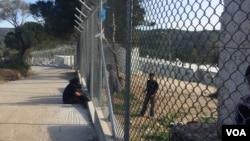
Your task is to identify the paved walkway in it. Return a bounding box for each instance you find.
[0,66,96,141]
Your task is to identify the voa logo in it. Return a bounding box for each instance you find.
[226,129,246,136]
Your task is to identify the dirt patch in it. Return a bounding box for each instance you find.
[0,68,33,84]
[112,73,218,140]
[129,73,218,122]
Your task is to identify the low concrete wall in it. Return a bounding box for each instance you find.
[89,103,113,141]
[78,72,114,141]
[54,55,74,67]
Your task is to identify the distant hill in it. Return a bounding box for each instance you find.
[0,28,14,43]
[135,29,220,64]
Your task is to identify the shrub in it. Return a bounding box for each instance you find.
[0,59,31,76]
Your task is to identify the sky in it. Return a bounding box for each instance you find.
[139,0,224,31]
[0,0,224,31]
[0,0,39,28]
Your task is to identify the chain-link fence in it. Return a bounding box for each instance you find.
[29,0,250,141]
[29,45,76,68]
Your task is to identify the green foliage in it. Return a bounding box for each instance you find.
[105,0,146,44]
[30,0,80,39]
[4,49,18,59]
[137,29,220,64]
[137,121,170,140]
[0,59,30,71]
[113,90,137,114]
[199,116,216,123]
[138,112,184,140]
[113,102,125,114]
[4,32,19,50]
[0,50,3,58]
[144,131,169,141]
[18,22,47,47]
[4,22,47,59]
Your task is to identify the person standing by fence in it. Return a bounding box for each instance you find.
[140,73,159,119]
[106,64,122,105]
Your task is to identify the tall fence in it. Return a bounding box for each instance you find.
[29,46,76,67]
[30,0,250,141]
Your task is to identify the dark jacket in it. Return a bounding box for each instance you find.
[146,80,159,95]
[63,83,77,104]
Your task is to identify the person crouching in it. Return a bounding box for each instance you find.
[63,77,85,104]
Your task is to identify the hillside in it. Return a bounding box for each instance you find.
[135,29,220,64]
[0,28,14,43]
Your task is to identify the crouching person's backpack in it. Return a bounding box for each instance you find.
[235,95,250,125]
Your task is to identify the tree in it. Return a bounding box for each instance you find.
[4,22,47,60]
[0,0,30,28]
[30,0,80,39]
[103,0,147,77]
[105,0,146,44]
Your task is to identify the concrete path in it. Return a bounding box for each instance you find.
[0,66,96,141]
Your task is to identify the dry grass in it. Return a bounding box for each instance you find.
[0,68,33,84]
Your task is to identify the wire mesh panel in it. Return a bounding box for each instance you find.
[30,46,76,68]
[102,0,248,141]
[126,0,222,140]
[102,0,221,140]
[217,0,250,138]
